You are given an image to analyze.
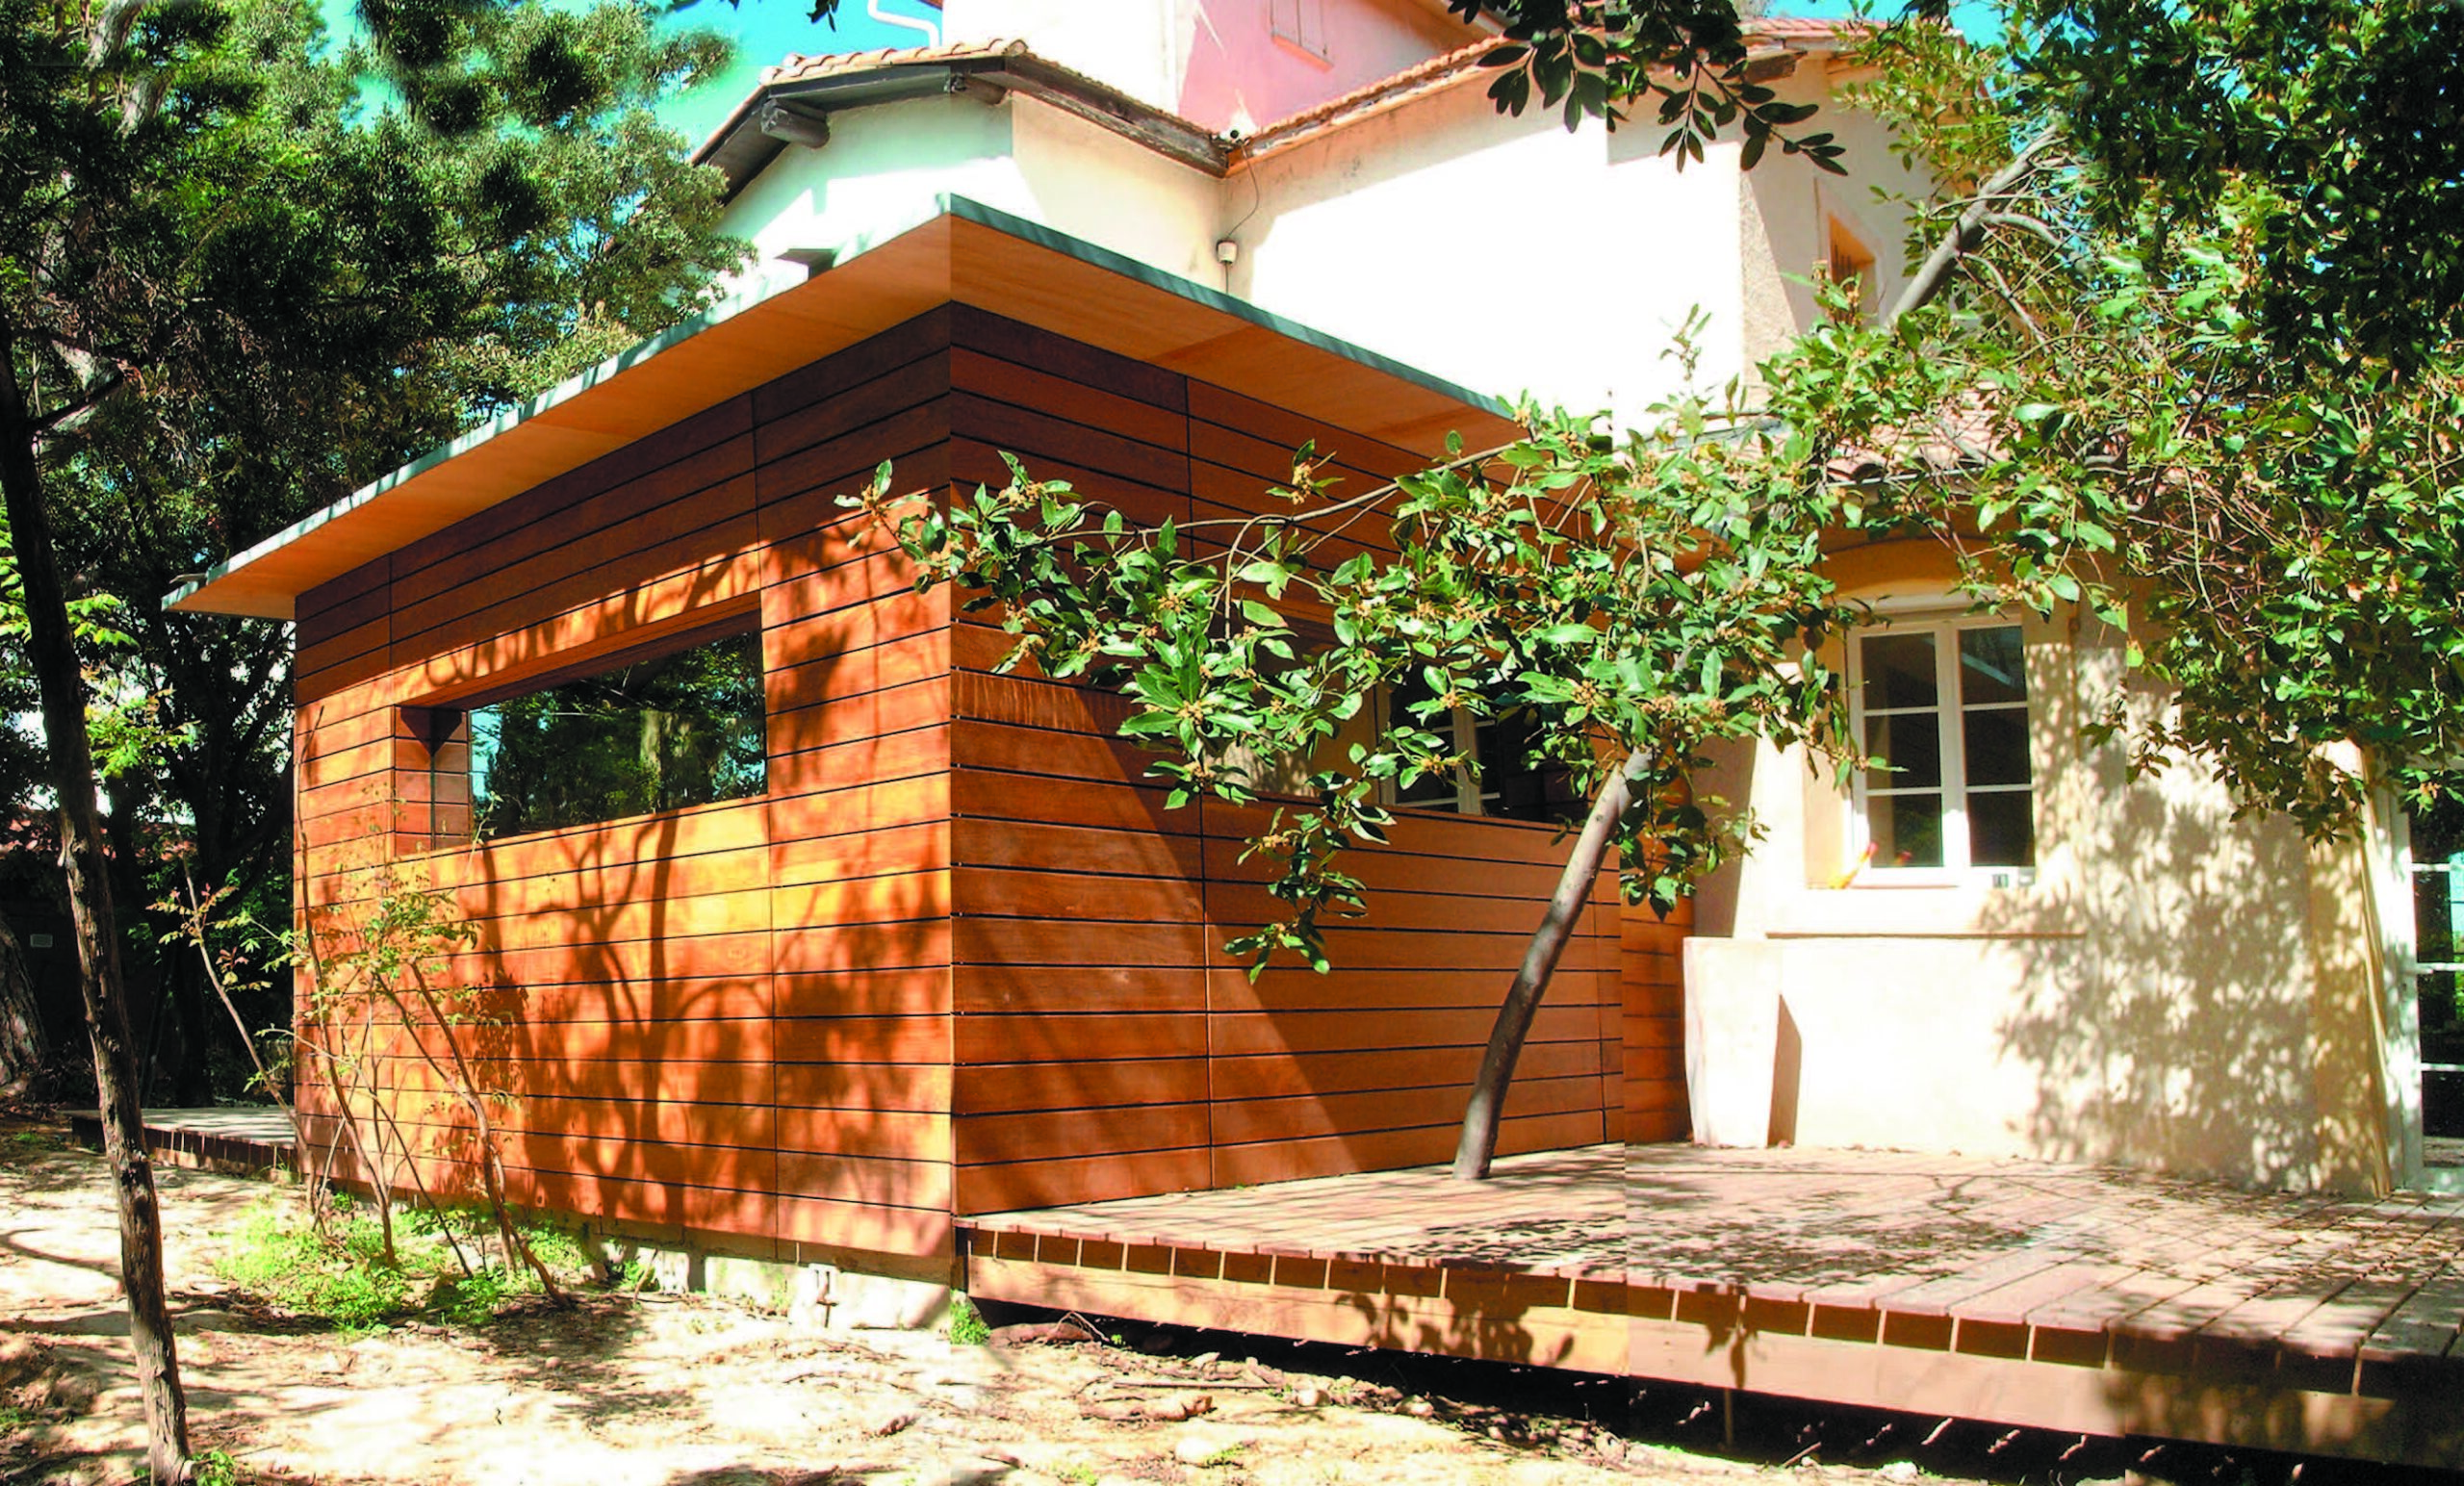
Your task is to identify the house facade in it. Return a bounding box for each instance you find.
[684,2,2421,1191]
[166,1,2423,1298]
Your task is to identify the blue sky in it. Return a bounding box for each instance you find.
[654,0,941,143]
[1783,0,2006,44]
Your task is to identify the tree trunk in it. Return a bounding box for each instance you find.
[0,315,192,1483]
[0,910,47,1100]
[1453,749,1651,1180]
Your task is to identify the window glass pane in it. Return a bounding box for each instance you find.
[1861,632,1938,709]
[1476,710,1582,824]
[2417,867,2458,967]
[1959,626,2027,705]
[471,629,766,841]
[1865,710,1941,790]
[1963,707,2032,788]
[1967,789,2035,867]
[1387,678,1463,810]
[1868,791,1944,868]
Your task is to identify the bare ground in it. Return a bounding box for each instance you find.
[0,1120,2092,1486]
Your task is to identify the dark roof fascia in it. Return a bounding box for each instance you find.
[699,53,1230,199]
[981,54,1228,175]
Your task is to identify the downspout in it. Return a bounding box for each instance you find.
[867,0,940,47]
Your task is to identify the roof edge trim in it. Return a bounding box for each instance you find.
[160,199,953,616]
[165,194,1512,618]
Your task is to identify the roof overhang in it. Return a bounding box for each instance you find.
[697,44,1229,196]
[166,195,1517,621]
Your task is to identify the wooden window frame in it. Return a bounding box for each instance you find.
[1269,0,1332,64]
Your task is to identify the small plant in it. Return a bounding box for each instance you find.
[217,1201,411,1332]
[947,1294,991,1346]
[192,1447,243,1486]
[0,1404,32,1434]
[1057,1465,1098,1486]
[433,1267,512,1327]
[1199,1445,1248,1469]
[215,1194,580,1331]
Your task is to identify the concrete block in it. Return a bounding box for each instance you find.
[706,1254,795,1311]
[786,1261,951,1330]
[1683,939,1783,1147]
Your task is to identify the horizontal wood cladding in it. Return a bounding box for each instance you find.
[941,309,1618,1214]
[290,303,1607,1261]
[1623,896,1692,1144]
[291,310,962,1268]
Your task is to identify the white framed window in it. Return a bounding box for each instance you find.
[1269,0,1330,63]
[1848,617,2035,877]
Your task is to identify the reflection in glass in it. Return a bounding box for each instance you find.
[1966,790,2034,867]
[1868,791,1944,868]
[1963,708,2030,787]
[1959,625,2027,704]
[471,629,767,841]
[1861,632,1938,710]
[1865,711,1942,790]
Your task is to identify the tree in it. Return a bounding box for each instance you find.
[2011,0,2464,372]
[2,1,742,1476]
[1822,17,2464,833]
[1436,0,1846,171]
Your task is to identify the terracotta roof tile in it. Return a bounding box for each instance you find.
[758,38,1029,86]
[1236,16,1870,164]
[698,39,1224,178]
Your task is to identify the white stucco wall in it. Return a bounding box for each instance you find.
[1226,77,1743,427]
[1226,59,1929,428]
[717,95,1024,296]
[1683,542,2381,1191]
[715,28,1923,429]
[713,94,1220,296]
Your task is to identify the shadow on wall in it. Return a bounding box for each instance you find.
[302,535,962,1268]
[1689,638,2367,1191]
[1978,652,2374,1191]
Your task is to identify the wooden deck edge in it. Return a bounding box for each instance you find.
[964,1250,1630,1376]
[964,1249,2464,1471]
[67,1114,298,1181]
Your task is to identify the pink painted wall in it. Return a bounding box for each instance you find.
[1178,0,1476,135]
[938,0,1480,135]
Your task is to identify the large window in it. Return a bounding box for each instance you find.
[457,628,767,842]
[1850,619,2034,874]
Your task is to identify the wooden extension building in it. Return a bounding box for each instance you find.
[171,199,1687,1287]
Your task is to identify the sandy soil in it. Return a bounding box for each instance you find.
[0,1122,2040,1486]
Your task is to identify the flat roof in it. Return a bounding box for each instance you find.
[167,195,1516,620]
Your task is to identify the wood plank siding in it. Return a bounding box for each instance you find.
[1623,896,1691,1142]
[289,303,1636,1269]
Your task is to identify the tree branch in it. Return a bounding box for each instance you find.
[1886,130,2063,325]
